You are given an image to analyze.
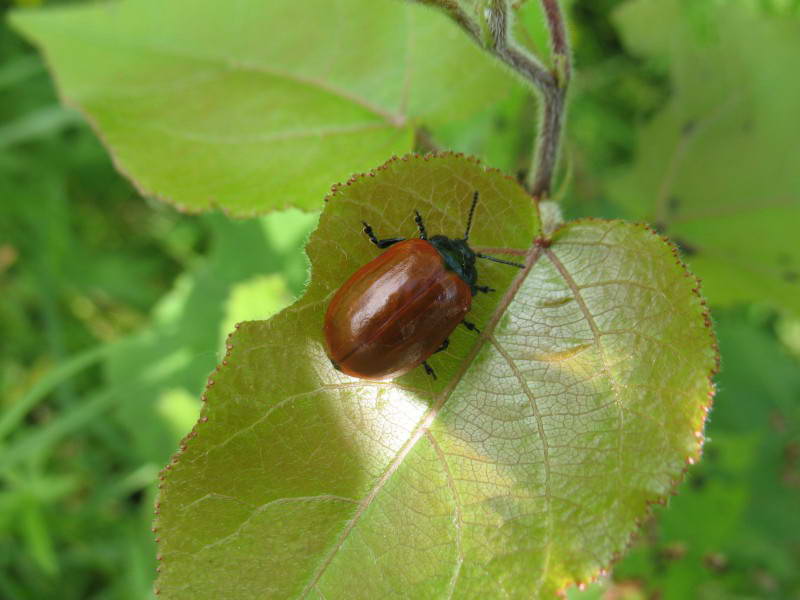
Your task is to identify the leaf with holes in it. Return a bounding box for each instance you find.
[609,0,800,313]
[9,0,515,216]
[154,154,717,598]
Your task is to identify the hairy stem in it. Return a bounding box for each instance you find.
[529,0,571,197]
[415,0,572,200]
[541,0,570,78]
[485,0,554,92]
[529,83,567,198]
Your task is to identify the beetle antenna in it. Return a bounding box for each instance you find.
[476,253,526,269]
[464,191,479,241]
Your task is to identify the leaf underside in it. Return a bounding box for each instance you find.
[10,0,514,216]
[155,154,717,599]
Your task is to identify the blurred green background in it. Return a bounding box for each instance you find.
[1,0,798,598]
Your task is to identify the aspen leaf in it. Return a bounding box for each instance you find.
[155,154,717,598]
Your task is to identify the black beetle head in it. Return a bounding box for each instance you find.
[427,191,525,293]
[429,235,479,292]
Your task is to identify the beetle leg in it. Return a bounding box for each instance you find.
[362,222,404,249]
[422,360,437,380]
[414,210,428,240]
[434,338,450,354]
[475,285,496,294]
[461,320,481,334]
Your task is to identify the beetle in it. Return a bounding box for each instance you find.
[323,191,524,381]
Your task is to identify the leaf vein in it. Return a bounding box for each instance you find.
[425,430,464,600]
[544,245,627,518]
[298,244,545,597]
[488,335,553,595]
[37,21,406,126]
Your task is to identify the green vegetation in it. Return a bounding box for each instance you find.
[2,0,798,598]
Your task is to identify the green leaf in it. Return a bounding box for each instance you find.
[155,154,717,598]
[609,1,800,313]
[9,0,516,216]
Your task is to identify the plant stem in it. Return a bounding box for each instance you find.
[415,0,572,200]
[485,0,554,93]
[529,81,567,198]
[541,0,570,74]
[414,126,442,154]
[529,0,570,197]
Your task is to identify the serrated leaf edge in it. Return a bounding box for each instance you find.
[153,158,718,597]
[8,10,411,217]
[152,151,540,594]
[552,219,720,597]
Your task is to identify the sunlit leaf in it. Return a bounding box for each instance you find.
[155,154,716,598]
[10,0,515,215]
[610,0,800,313]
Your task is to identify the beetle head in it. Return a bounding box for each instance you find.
[428,235,479,292]
[427,191,525,294]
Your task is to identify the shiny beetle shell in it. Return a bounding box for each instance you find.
[323,192,524,381]
[324,239,472,380]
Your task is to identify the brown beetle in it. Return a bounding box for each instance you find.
[324,192,523,380]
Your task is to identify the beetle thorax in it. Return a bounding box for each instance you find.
[428,235,478,293]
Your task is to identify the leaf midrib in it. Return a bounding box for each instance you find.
[18,15,408,127]
[298,243,545,598]
[143,120,395,147]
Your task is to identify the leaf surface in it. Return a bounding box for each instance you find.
[10,0,514,215]
[155,154,717,598]
[610,0,800,313]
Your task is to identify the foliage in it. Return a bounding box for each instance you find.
[1,13,194,597]
[1,0,798,599]
[155,154,715,597]
[1,11,316,595]
[9,0,515,215]
[608,0,800,313]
